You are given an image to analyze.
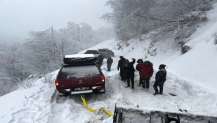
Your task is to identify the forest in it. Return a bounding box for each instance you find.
[0,22,113,95]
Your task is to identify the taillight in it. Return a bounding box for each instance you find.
[55,80,60,86]
[100,75,105,82]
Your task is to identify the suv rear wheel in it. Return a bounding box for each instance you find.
[99,86,106,94]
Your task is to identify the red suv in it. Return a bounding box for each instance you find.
[55,54,106,95]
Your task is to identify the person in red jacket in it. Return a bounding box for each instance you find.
[137,60,153,89]
[142,61,154,89]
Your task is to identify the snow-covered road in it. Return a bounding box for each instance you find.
[1,53,217,123]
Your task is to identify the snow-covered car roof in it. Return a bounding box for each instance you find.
[64,54,97,58]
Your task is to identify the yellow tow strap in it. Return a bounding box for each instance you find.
[81,96,96,112]
[99,107,113,117]
[80,96,113,117]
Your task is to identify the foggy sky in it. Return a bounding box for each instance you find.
[0,0,111,41]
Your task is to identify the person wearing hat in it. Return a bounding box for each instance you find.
[153,64,167,95]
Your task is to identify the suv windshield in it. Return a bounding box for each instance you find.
[59,65,100,79]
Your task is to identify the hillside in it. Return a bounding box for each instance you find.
[169,3,217,93]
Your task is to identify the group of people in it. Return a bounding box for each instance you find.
[96,55,167,95]
[117,56,136,89]
[96,55,114,72]
[117,56,167,95]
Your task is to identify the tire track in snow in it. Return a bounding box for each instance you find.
[46,69,118,123]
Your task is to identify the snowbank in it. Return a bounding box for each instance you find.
[169,3,217,94]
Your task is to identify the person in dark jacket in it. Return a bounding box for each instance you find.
[107,57,113,71]
[153,64,167,95]
[136,59,143,86]
[117,56,125,81]
[97,54,104,68]
[127,58,136,89]
[122,58,130,82]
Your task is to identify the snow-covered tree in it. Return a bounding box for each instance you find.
[0,22,114,96]
[107,0,212,41]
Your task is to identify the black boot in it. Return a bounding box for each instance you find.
[153,83,159,95]
[153,92,158,96]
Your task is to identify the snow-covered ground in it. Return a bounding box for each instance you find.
[1,3,217,123]
[1,54,217,123]
[0,71,57,123]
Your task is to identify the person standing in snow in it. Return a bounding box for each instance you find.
[142,60,154,89]
[136,59,144,86]
[136,60,153,89]
[97,54,104,68]
[153,64,167,95]
[107,57,113,71]
[122,58,130,82]
[117,56,125,81]
[127,58,136,89]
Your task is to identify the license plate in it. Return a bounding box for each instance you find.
[74,87,89,91]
